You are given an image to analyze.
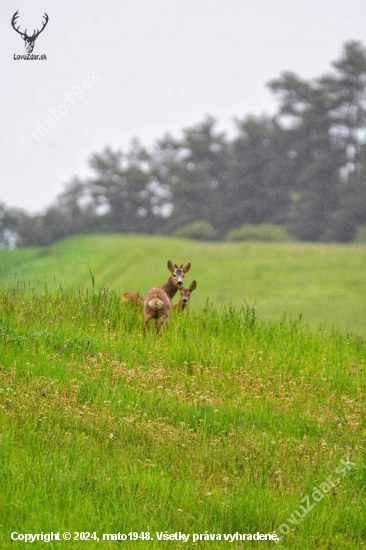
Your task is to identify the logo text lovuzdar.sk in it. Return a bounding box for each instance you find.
[11,10,48,60]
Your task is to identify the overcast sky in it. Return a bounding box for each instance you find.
[1,0,365,212]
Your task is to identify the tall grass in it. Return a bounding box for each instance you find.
[1,234,366,334]
[0,283,365,548]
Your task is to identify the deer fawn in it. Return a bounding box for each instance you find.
[172,281,197,312]
[143,260,191,333]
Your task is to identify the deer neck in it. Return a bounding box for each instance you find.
[173,299,184,312]
[160,277,178,301]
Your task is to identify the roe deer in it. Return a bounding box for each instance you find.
[121,260,191,308]
[121,291,144,306]
[143,260,191,333]
[161,260,191,300]
[173,281,197,312]
[143,288,171,333]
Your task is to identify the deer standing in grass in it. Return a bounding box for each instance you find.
[121,291,144,306]
[123,280,196,312]
[144,261,191,333]
[122,260,191,307]
[172,281,197,312]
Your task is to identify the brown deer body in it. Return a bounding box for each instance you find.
[143,288,171,333]
[121,291,145,306]
[172,281,197,312]
[144,260,191,332]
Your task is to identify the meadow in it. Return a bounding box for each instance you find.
[0,234,366,334]
[0,235,365,548]
[0,280,365,549]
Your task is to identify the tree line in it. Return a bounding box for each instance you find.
[1,41,366,247]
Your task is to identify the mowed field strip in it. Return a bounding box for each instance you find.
[0,234,365,334]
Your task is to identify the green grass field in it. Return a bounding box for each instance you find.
[0,234,365,334]
[0,284,365,549]
[0,235,365,548]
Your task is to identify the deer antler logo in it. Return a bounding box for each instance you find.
[11,11,49,53]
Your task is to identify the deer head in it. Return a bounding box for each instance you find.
[178,280,197,304]
[167,261,191,287]
[11,11,49,53]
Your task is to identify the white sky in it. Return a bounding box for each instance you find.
[1,0,365,212]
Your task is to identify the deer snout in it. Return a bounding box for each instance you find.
[177,280,183,286]
[182,298,188,303]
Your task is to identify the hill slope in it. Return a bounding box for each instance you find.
[0,233,365,334]
[0,285,365,548]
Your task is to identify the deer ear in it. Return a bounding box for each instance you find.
[167,260,174,272]
[189,280,196,291]
[183,262,191,274]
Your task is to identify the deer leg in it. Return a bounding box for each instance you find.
[156,314,166,334]
[143,311,154,335]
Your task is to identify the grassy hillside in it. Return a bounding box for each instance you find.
[0,234,365,334]
[0,286,365,549]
